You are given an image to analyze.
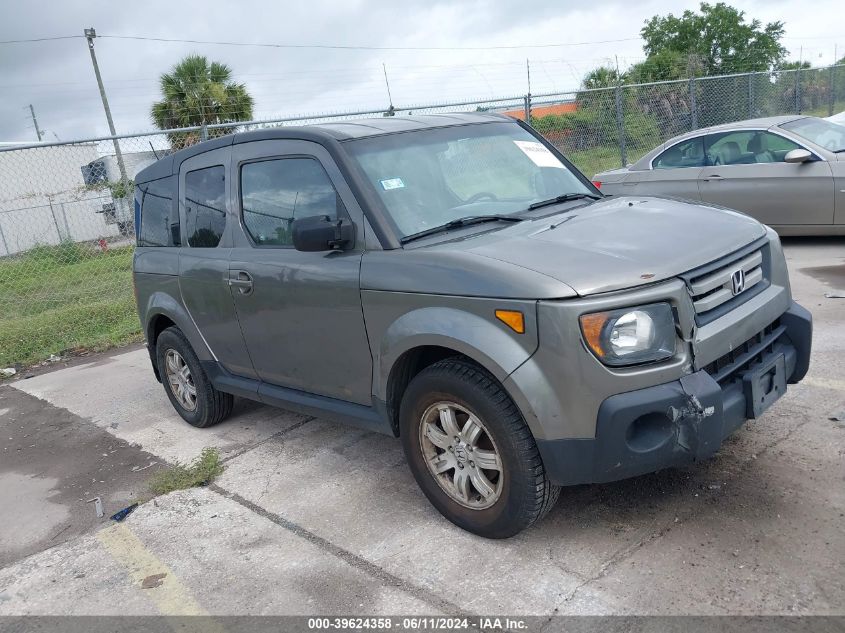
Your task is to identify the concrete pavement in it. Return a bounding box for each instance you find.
[0,238,842,616]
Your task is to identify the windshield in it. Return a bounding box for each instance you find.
[780,117,845,152]
[345,121,594,238]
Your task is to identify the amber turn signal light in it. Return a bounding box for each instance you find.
[579,312,610,357]
[495,310,525,334]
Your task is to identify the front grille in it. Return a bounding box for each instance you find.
[679,239,771,326]
[688,249,764,314]
[703,319,784,386]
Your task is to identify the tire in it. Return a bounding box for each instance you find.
[155,326,233,428]
[399,358,560,538]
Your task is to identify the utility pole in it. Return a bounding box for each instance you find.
[28,104,43,141]
[84,27,128,184]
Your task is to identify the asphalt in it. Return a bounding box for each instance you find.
[0,237,842,616]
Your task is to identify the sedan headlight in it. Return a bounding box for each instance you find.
[579,302,676,367]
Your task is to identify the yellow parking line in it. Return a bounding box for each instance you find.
[98,523,211,618]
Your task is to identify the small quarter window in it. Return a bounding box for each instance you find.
[185,166,226,248]
[240,158,343,247]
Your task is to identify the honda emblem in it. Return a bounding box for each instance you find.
[731,269,746,296]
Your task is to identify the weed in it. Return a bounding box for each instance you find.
[147,448,225,496]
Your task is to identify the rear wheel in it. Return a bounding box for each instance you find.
[155,327,233,428]
[400,358,559,538]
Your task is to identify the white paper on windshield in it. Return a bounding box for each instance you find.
[513,141,566,169]
[380,178,405,190]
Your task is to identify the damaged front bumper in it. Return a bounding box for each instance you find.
[536,301,812,486]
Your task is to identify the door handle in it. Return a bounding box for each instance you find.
[228,271,254,295]
[702,174,724,181]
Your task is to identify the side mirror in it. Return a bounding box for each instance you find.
[291,215,355,252]
[784,148,813,164]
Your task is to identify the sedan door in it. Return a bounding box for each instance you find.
[227,140,373,406]
[697,130,834,226]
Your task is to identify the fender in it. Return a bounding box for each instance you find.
[141,284,214,364]
[367,301,541,432]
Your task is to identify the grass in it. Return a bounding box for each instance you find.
[803,100,845,118]
[0,242,142,369]
[566,144,656,178]
[147,448,225,496]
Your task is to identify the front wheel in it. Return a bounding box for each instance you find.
[399,358,559,538]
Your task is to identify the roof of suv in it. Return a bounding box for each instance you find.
[135,112,510,183]
[303,112,509,139]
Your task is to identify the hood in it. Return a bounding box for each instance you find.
[463,196,767,296]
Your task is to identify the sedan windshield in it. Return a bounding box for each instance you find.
[780,117,845,152]
[345,121,595,238]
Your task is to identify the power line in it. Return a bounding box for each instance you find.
[97,34,643,51]
[0,56,652,90]
[0,35,83,44]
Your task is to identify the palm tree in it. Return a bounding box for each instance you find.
[151,55,254,147]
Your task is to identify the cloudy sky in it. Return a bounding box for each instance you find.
[1,0,842,142]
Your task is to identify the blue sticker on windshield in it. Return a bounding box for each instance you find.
[380,178,405,190]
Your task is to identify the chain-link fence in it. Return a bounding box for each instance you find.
[1,64,844,369]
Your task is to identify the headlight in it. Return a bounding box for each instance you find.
[579,302,676,367]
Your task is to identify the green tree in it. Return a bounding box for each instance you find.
[627,50,698,83]
[151,55,254,147]
[582,66,626,89]
[640,2,786,77]
[777,61,811,71]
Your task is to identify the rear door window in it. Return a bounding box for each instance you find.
[136,177,178,246]
[184,166,226,247]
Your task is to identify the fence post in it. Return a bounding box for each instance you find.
[615,85,627,167]
[59,203,71,240]
[794,68,801,114]
[830,66,836,116]
[523,94,531,124]
[689,78,698,130]
[47,199,63,242]
[200,125,209,142]
[748,72,755,118]
[0,220,8,256]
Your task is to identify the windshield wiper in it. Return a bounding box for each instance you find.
[400,215,524,244]
[527,192,601,211]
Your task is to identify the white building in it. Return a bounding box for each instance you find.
[0,143,157,256]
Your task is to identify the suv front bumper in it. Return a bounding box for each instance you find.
[536,301,812,486]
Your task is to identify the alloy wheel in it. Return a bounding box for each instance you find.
[164,349,197,412]
[418,401,504,509]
